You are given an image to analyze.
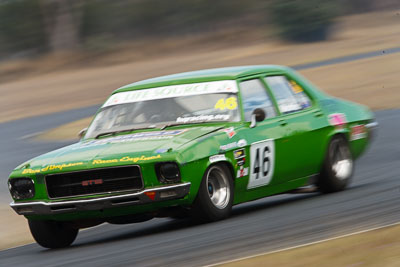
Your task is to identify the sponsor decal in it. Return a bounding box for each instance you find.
[289,80,304,94]
[176,114,230,123]
[220,142,237,151]
[82,179,103,186]
[350,124,367,141]
[236,157,246,166]
[237,166,249,178]
[22,155,162,174]
[233,148,245,159]
[237,139,247,147]
[22,162,84,174]
[22,168,41,174]
[328,113,347,128]
[209,154,226,163]
[103,80,238,107]
[221,127,236,139]
[80,130,187,147]
[91,159,118,164]
[92,155,161,165]
[220,140,248,152]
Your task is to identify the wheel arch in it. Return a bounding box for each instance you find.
[206,161,236,184]
[219,161,236,183]
[327,131,353,157]
[325,128,350,150]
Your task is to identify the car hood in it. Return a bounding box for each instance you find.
[16,126,225,174]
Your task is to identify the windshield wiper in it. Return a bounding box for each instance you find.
[95,125,157,139]
[95,131,117,139]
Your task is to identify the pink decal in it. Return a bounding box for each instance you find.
[328,113,347,127]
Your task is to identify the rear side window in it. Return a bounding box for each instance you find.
[264,76,311,114]
[239,79,277,121]
[288,80,312,109]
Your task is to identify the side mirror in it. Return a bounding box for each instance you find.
[250,108,266,128]
[78,128,88,139]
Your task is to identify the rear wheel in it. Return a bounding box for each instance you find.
[191,164,234,222]
[317,136,353,193]
[28,219,78,249]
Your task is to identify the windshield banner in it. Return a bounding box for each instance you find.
[103,80,238,107]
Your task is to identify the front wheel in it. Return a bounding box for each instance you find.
[317,136,354,193]
[28,219,78,249]
[191,164,234,222]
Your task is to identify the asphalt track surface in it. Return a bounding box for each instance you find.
[1,48,400,266]
[1,111,400,267]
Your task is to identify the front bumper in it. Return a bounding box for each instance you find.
[365,120,379,141]
[10,182,191,216]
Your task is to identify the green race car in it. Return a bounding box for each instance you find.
[8,65,377,248]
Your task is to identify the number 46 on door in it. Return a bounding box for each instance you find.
[248,139,275,189]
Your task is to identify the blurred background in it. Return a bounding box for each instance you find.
[1,0,400,259]
[0,0,399,58]
[1,0,400,124]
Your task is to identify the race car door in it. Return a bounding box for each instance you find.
[263,75,327,178]
[238,78,295,189]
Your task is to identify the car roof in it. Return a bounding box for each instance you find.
[114,65,291,94]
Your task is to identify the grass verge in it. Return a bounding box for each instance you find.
[219,224,400,267]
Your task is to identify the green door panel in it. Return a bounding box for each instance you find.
[277,108,328,178]
[242,117,293,187]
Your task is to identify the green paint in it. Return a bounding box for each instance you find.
[9,65,374,222]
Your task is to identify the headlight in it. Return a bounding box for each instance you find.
[155,162,181,183]
[8,178,35,200]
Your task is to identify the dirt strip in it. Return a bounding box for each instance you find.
[219,224,400,267]
[1,10,399,123]
[0,204,33,250]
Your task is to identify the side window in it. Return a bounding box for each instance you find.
[264,76,311,114]
[288,80,312,109]
[239,79,277,121]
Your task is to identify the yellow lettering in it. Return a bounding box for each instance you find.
[214,97,237,110]
[22,168,41,174]
[119,154,161,163]
[92,159,118,165]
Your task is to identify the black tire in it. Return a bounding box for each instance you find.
[191,164,234,222]
[317,135,354,193]
[28,219,78,249]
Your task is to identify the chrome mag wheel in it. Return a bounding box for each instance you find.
[206,166,231,209]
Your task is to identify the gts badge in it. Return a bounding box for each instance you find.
[82,179,103,186]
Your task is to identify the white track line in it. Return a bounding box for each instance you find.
[206,221,400,267]
[18,131,43,140]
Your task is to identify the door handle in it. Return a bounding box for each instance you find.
[279,119,287,126]
[313,110,324,117]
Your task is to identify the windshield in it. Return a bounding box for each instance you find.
[85,81,240,139]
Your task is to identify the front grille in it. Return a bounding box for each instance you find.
[45,166,143,199]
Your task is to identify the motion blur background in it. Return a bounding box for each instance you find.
[1,0,399,57]
[1,0,400,261]
[1,0,400,124]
